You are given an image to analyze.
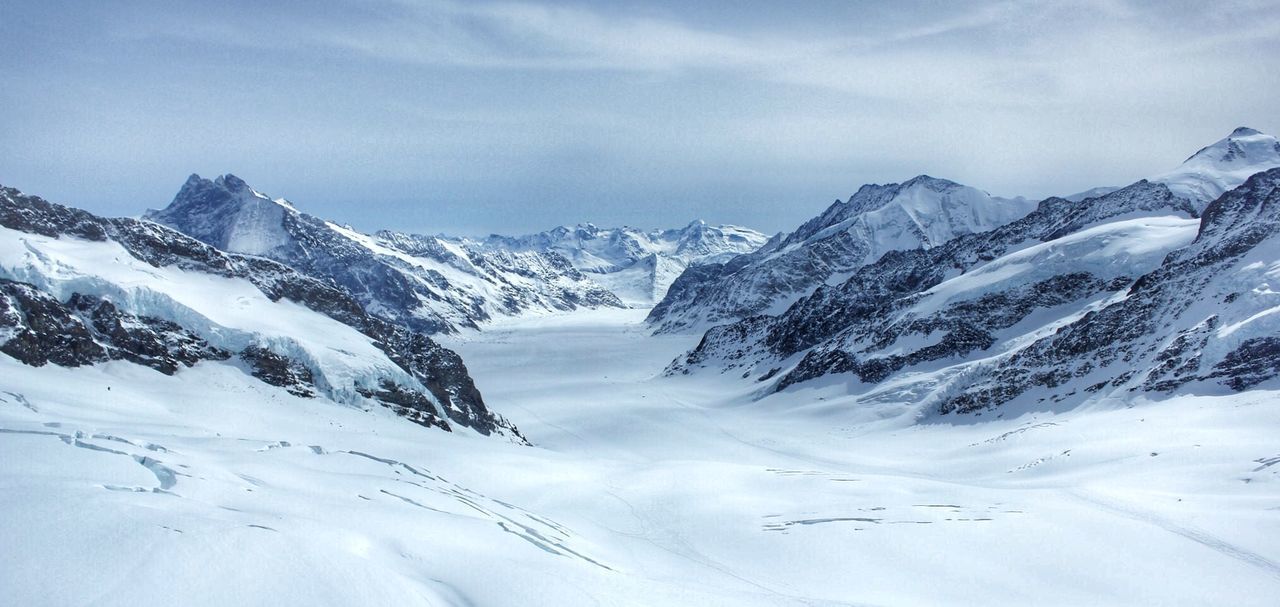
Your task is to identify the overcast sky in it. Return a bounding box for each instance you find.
[2,0,1279,235]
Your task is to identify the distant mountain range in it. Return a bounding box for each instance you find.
[146,175,766,332]
[481,221,768,306]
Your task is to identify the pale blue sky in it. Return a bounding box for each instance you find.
[2,0,1279,235]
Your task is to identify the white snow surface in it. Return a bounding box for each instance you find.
[3,308,1279,606]
[1151,127,1280,207]
[911,216,1200,315]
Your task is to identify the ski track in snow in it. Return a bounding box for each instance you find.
[1069,490,1280,580]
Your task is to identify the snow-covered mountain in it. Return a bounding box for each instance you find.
[648,175,1037,332]
[146,175,622,334]
[0,184,523,440]
[651,128,1280,335]
[1151,127,1280,207]
[483,221,768,306]
[669,163,1280,418]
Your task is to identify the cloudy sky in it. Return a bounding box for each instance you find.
[2,0,1279,235]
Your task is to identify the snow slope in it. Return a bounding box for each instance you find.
[4,309,1278,606]
[1151,127,1280,207]
[0,224,412,398]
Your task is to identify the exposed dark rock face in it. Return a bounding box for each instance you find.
[648,261,730,324]
[773,273,1129,391]
[672,181,1193,375]
[0,184,523,441]
[0,280,229,373]
[240,345,317,398]
[357,380,452,432]
[0,279,107,367]
[757,181,1193,359]
[1208,337,1280,391]
[67,294,231,375]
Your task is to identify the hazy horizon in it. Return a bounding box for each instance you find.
[3,0,1279,235]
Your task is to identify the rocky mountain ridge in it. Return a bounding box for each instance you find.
[669,163,1280,418]
[1,184,523,441]
[146,175,624,334]
[648,175,1037,332]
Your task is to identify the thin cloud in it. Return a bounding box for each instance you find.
[6,0,1280,234]
[112,0,1280,104]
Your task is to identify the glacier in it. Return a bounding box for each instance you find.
[2,128,1280,606]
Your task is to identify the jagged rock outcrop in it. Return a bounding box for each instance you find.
[1,279,230,373]
[0,280,110,367]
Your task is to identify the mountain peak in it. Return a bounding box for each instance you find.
[214,173,251,192]
[1152,128,1280,207]
[147,173,292,256]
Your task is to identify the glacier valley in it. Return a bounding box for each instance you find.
[3,127,1280,606]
